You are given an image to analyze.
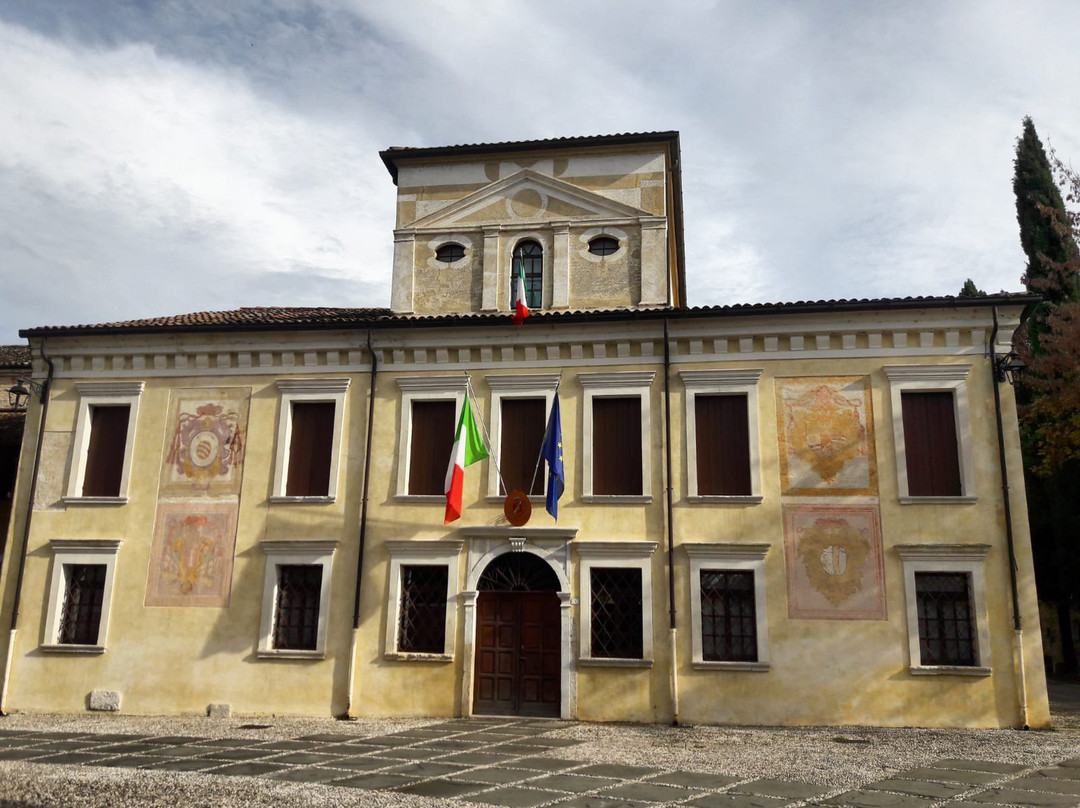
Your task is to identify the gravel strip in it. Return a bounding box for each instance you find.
[0,710,1078,807]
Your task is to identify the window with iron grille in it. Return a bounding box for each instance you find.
[398,565,449,654]
[588,236,620,256]
[700,570,757,662]
[915,571,976,666]
[436,243,466,263]
[273,565,323,651]
[511,240,543,309]
[57,564,106,645]
[590,567,643,659]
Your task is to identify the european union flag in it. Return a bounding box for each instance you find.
[540,392,564,520]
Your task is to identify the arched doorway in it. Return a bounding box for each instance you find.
[473,552,561,717]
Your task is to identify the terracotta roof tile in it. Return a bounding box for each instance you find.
[0,344,31,368]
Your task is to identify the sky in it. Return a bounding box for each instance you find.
[1,0,1078,344]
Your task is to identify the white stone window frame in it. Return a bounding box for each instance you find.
[684,543,770,671]
[41,539,122,654]
[271,378,350,503]
[884,364,976,504]
[577,226,629,264]
[384,540,463,662]
[580,371,655,503]
[507,231,551,311]
[485,373,560,502]
[427,233,474,271]
[896,543,992,677]
[576,541,657,667]
[257,540,338,659]
[395,376,469,502]
[681,369,764,504]
[64,381,144,504]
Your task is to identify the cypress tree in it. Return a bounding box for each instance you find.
[1013,117,1080,306]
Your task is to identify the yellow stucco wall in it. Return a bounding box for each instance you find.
[0,308,1050,729]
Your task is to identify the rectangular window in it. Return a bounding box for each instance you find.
[499,398,545,495]
[257,540,336,658]
[285,402,335,497]
[592,397,642,496]
[81,405,130,497]
[695,395,752,496]
[590,567,643,659]
[272,564,323,651]
[408,400,455,495]
[901,392,961,497]
[700,570,757,662]
[915,571,976,666]
[57,564,106,645]
[397,565,449,654]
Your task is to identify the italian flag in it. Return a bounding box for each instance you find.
[512,257,530,326]
[444,396,489,524]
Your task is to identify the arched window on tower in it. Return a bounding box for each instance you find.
[511,240,543,310]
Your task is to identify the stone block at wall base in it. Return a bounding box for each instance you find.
[207,703,232,719]
[88,690,121,712]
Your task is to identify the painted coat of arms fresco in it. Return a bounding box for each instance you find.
[783,505,886,620]
[776,377,877,496]
[145,502,238,607]
[160,389,250,497]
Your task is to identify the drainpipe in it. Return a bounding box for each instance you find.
[989,308,1029,730]
[663,319,680,726]
[344,331,378,718]
[1,341,54,716]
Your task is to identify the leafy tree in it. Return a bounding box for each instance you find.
[958,279,987,297]
[1012,119,1080,673]
[1014,117,1080,309]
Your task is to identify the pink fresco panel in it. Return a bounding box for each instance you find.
[775,376,878,497]
[145,502,239,607]
[783,504,887,620]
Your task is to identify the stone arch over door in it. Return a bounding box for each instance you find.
[460,536,575,719]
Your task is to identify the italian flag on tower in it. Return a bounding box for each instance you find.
[512,257,530,326]
[444,394,489,524]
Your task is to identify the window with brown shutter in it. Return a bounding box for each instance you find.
[286,402,335,497]
[695,394,751,496]
[592,397,642,495]
[82,405,130,497]
[409,399,455,495]
[500,398,545,495]
[901,391,961,496]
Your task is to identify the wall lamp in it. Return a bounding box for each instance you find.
[6,378,45,410]
[993,352,1026,386]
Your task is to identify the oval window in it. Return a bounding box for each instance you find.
[435,243,466,263]
[588,236,619,256]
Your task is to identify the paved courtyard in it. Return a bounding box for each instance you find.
[3,712,1080,808]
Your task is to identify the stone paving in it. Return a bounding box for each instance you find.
[2,717,1080,807]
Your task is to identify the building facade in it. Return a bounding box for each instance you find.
[0,133,1049,728]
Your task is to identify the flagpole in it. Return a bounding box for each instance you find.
[528,374,562,495]
[465,374,506,495]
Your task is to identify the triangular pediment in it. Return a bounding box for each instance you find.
[406,169,652,229]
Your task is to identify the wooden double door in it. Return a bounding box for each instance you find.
[474,591,561,717]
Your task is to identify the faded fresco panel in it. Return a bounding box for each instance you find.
[776,376,877,496]
[145,502,238,607]
[33,431,71,511]
[783,504,886,620]
[159,389,250,497]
